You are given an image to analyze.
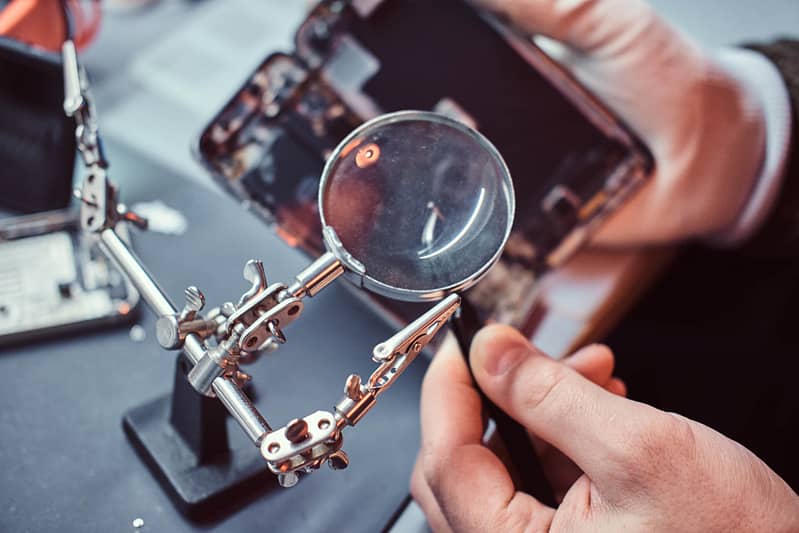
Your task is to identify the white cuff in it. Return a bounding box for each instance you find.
[711,47,794,245]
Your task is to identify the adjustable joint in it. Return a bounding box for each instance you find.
[187,323,245,396]
[155,287,214,350]
[334,374,377,427]
[260,411,343,487]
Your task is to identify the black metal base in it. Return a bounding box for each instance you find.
[122,355,274,519]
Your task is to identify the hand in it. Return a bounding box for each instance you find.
[411,325,799,532]
[476,0,767,246]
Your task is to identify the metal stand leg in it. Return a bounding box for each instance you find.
[122,354,275,519]
[168,355,229,463]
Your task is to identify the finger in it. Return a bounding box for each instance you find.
[563,343,615,385]
[470,325,651,482]
[530,347,624,485]
[537,443,581,502]
[420,334,555,532]
[527,361,628,495]
[528,343,616,450]
[606,377,627,397]
[410,453,453,533]
[421,333,485,450]
[473,0,657,54]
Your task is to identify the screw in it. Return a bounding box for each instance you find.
[345,374,363,400]
[155,315,180,349]
[221,302,237,316]
[268,321,287,344]
[327,450,349,471]
[278,472,299,488]
[285,418,310,444]
[260,338,280,353]
[243,260,267,287]
[184,286,205,311]
[178,286,205,322]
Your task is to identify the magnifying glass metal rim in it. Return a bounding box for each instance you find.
[318,110,516,302]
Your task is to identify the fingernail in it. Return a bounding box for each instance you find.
[482,346,526,376]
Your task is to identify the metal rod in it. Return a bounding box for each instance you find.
[182,336,207,365]
[101,229,206,360]
[187,352,225,393]
[61,41,82,116]
[99,229,175,318]
[287,251,344,298]
[67,40,272,447]
[99,228,271,445]
[213,377,271,444]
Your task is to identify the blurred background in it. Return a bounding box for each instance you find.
[81,0,797,198]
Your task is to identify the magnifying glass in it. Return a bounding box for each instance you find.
[292,110,555,504]
[316,110,515,302]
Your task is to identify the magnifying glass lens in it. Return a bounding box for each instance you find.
[320,112,514,300]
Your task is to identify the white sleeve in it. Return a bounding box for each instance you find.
[711,47,794,245]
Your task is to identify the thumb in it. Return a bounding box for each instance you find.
[470,324,649,482]
[474,0,659,55]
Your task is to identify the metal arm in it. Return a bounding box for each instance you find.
[61,39,459,486]
[259,294,460,487]
[98,229,273,442]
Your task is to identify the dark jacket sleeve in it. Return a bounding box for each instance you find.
[741,39,799,257]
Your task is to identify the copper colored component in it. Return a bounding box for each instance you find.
[339,138,363,158]
[328,450,350,470]
[285,418,310,444]
[355,143,380,168]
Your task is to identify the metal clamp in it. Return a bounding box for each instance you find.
[63,40,106,170]
[64,40,149,237]
[368,294,460,392]
[335,294,459,428]
[261,412,339,468]
[264,295,461,486]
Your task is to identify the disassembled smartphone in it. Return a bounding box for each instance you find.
[0,209,139,347]
[196,0,654,332]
